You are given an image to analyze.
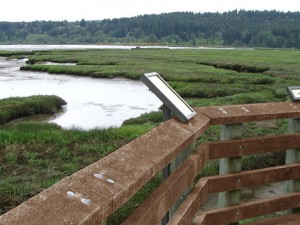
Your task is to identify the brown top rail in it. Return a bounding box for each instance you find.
[197,101,300,125]
[1,101,300,225]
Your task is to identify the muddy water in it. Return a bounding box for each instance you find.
[0,57,161,129]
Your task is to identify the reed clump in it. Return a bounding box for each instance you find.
[0,95,66,124]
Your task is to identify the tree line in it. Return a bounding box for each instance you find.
[1,10,300,48]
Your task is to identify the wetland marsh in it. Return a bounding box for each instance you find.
[1,47,299,223]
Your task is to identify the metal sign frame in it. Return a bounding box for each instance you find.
[287,86,300,101]
[141,72,196,123]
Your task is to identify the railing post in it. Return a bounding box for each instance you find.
[218,123,243,225]
[285,118,300,213]
[160,142,195,225]
[161,104,195,225]
[162,104,172,180]
[161,104,172,225]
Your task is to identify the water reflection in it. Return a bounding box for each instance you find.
[0,57,161,129]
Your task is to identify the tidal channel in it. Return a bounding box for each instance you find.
[0,57,161,129]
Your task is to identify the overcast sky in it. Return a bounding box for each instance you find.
[1,0,299,22]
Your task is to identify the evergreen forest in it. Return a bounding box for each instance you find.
[1,10,300,48]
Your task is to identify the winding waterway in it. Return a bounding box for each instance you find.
[0,44,249,129]
[0,57,161,129]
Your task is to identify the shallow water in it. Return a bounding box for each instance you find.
[0,44,244,51]
[0,57,161,129]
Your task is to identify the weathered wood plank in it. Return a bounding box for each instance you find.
[209,134,300,160]
[196,102,300,125]
[122,144,209,225]
[208,164,300,194]
[0,114,210,225]
[195,192,300,225]
[167,180,208,225]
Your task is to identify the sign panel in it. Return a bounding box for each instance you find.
[287,86,300,101]
[141,72,196,123]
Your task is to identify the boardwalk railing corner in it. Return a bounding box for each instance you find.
[1,101,300,225]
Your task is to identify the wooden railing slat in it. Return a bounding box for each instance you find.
[195,192,300,225]
[209,134,300,160]
[197,102,300,125]
[207,163,300,194]
[167,180,208,225]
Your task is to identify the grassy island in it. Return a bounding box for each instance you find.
[0,95,66,124]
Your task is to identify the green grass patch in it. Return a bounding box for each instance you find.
[0,95,66,124]
[122,111,163,125]
[18,48,300,104]
[0,122,155,215]
[0,50,33,59]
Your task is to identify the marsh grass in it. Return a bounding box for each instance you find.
[0,122,156,215]
[20,48,300,102]
[2,48,300,222]
[0,50,33,58]
[0,95,66,124]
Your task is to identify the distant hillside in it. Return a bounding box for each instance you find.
[1,10,300,48]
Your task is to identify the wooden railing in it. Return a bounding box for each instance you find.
[1,102,300,225]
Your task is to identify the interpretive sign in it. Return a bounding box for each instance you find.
[141,72,196,123]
